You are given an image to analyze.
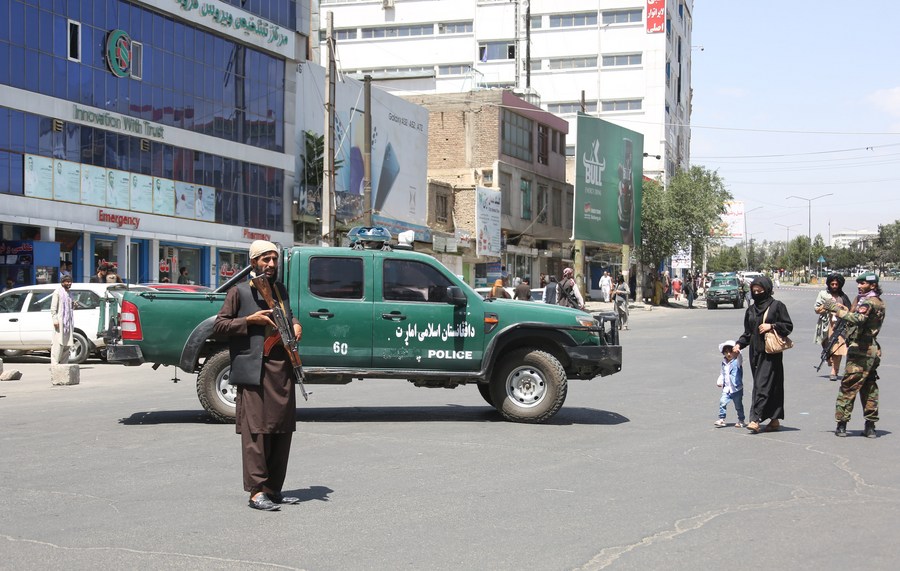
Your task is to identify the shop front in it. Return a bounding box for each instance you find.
[0,240,60,287]
[216,249,250,288]
[158,243,207,286]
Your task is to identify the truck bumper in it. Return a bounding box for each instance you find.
[565,345,623,378]
[106,345,145,366]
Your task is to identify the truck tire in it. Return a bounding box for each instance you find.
[196,350,237,423]
[490,349,567,423]
[708,302,717,310]
[69,331,91,364]
[733,299,743,309]
[477,383,495,407]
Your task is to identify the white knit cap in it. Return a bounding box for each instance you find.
[249,240,278,260]
[718,339,736,353]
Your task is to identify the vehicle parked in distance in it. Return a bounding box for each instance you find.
[740,271,763,286]
[142,283,213,293]
[705,277,745,310]
[475,286,546,302]
[0,283,152,363]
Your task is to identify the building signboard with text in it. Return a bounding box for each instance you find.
[573,115,644,246]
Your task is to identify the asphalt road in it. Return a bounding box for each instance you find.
[1,282,899,570]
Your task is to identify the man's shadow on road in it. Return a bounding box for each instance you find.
[119,407,630,426]
[280,485,334,503]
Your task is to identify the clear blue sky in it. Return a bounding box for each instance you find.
[690,1,900,245]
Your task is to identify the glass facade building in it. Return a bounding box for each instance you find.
[0,0,300,287]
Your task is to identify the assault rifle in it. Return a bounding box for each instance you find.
[251,276,310,400]
[816,318,848,372]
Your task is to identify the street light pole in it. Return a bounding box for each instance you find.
[786,193,832,279]
[774,222,799,243]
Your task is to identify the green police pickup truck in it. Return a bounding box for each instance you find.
[107,240,622,424]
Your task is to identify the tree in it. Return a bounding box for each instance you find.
[299,130,343,219]
[639,166,732,270]
[707,245,743,272]
[868,221,900,273]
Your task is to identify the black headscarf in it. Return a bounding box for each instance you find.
[826,273,851,306]
[748,275,775,314]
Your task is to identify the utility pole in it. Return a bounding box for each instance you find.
[322,12,336,246]
[525,0,531,89]
[573,91,586,299]
[363,75,372,226]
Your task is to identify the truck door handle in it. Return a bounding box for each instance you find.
[382,312,407,321]
[309,310,334,319]
[9,318,18,322]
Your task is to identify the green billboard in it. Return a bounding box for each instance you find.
[574,115,644,246]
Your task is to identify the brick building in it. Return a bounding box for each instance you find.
[407,90,572,286]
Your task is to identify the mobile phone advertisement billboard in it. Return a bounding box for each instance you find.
[294,62,429,234]
[573,115,644,246]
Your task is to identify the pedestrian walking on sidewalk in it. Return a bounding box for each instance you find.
[613,274,630,330]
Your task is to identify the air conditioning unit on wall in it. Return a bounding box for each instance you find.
[382,0,395,9]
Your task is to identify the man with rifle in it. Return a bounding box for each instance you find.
[822,273,886,438]
[214,240,303,511]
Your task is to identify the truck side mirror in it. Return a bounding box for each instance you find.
[446,286,467,307]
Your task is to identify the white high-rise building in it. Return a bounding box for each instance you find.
[315,0,693,180]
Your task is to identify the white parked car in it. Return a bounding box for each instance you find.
[740,271,764,286]
[475,286,547,302]
[0,283,152,363]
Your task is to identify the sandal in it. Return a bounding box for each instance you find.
[746,421,760,434]
[764,419,781,432]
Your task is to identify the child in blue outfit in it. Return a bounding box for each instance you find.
[715,339,745,428]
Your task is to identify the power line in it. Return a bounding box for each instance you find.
[693,142,900,160]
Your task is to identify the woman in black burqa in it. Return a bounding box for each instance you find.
[732,276,793,433]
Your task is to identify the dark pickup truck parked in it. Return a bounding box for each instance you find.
[107,244,622,423]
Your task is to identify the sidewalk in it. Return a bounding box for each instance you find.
[583,296,694,314]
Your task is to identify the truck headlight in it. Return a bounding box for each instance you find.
[576,316,597,328]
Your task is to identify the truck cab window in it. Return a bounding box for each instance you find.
[383,259,452,303]
[309,257,364,299]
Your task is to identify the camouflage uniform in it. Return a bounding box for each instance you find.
[830,293,885,423]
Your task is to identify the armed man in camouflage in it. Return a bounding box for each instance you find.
[822,273,885,438]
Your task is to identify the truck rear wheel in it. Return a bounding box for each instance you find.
[196,350,237,423]
[490,349,567,423]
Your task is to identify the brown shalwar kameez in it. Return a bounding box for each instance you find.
[215,282,297,496]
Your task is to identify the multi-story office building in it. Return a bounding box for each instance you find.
[318,0,692,289]
[1,0,310,287]
[317,0,693,180]
[408,90,572,284]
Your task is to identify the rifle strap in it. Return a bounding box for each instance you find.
[272,281,288,314]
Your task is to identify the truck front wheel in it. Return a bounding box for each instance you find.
[196,350,237,423]
[490,349,567,423]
